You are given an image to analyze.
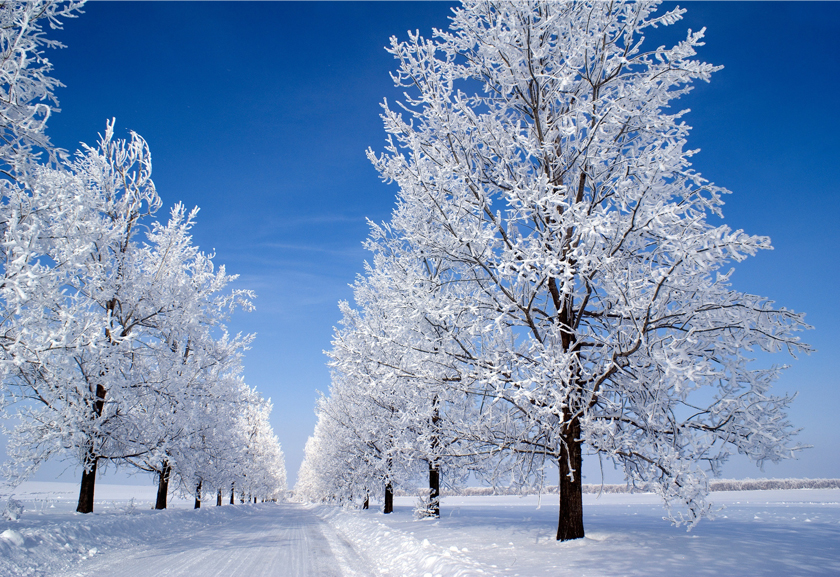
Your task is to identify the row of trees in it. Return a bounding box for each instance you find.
[296,0,810,541]
[0,1,286,512]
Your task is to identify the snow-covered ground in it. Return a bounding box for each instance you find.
[1,482,838,576]
[318,491,840,576]
[0,482,371,577]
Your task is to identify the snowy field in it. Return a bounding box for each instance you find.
[1,482,838,576]
[324,492,840,576]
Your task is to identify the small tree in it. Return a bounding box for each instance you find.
[365,0,811,540]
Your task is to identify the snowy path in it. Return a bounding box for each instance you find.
[51,503,373,577]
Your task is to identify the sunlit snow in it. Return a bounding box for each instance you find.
[1,483,838,576]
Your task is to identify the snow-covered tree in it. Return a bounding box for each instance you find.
[0,0,84,175]
[295,417,347,504]
[353,0,812,540]
[2,124,162,512]
[233,395,287,502]
[1,124,280,513]
[112,205,258,510]
[0,0,86,380]
[301,244,496,516]
[165,383,287,508]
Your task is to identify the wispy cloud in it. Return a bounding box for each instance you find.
[268,213,379,228]
[255,241,365,256]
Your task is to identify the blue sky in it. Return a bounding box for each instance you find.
[29,2,840,487]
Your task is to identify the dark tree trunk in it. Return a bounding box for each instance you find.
[216,489,222,506]
[155,461,171,510]
[194,480,202,509]
[549,285,585,541]
[428,395,441,518]
[230,483,235,505]
[428,461,440,518]
[383,483,394,514]
[556,414,584,541]
[76,383,107,514]
[363,494,369,510]
[76,453,99,513]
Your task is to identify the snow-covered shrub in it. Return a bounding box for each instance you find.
[2,498,24,521]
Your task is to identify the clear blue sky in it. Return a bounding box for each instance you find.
[27,1,840,487]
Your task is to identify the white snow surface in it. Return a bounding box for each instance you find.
[1,482,838,576]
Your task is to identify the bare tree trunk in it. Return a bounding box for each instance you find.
[76,452,99,513]
[155,461,171,510]
[230,483,235,505]
[556,414,584,541]
[363,494,369,510]
[216,488,222,506]
[194,480,202,509]
[383,483,394,514]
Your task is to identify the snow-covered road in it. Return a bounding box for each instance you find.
[51,503,373,577]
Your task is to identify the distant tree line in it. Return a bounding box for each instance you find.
[386,479,840,497]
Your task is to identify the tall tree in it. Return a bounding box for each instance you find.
[362,0,811,540]
[3,124,161,512]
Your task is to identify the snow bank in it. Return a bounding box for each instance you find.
[0,481,231,577]
[315,505,495,576]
